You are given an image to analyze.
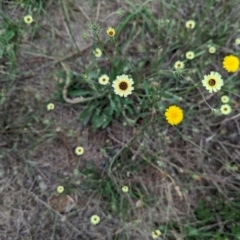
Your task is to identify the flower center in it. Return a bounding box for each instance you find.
[109,31,113,36]
[208,79,216,86]
[102,78,106,81]
[171,112,178,118]
[119,81,128,90]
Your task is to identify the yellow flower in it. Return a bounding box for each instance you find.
[47,103,55,111]
[220,104,232,115]
[202,71,224,93]
[106,27,115,37]
[75,146,84,156]
[90,215,100,225]
[99,74,109,85]
[235,38,240,45]
[209,46,216,54]
[24,15,33,24]
[185,20,195,29]
[186,51,195,60]
[222,55,240,73]
[174,61,184,70]
[112,74,134,97]
[121,186,129,193]
[221,95,230,103]
[93,48,102,58]
[57,186,64,194]
[151,230,161,239]
[165,105,184,126]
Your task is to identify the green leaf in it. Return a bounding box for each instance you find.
[4,31,15,42]
[101,117,112,129]
[143,81,150,97]
[104,106,114,117]
[126,104,134,115]
[91,110,106,131]
[0,49,4,58]
[186,227,199,237]
[79,105,96,126]
[112,96,122,117]
[88,70,99,79]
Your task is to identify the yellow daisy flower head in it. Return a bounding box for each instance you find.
[90,215,100,225]
[112,74,134,97]
[209,46,216,54]
[174,61,184,70]
[186,51,195,60]
[151,230,162,239]
[93,48,102,58]
[106,27,115,37]
[222,55,240,73]
[99,74,109,85]
[75,146,84,156]
[47,103,55,111]
[202,71,224,93]
[57,185,64,194]
[185,20,196,29]
[24,15,33,24]
[121,186,129,193]
[165,105,184,126]
[235,38,240,45]
[220,104,232,115]
[221,95,230,103]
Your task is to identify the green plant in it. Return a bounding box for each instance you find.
[0,16,20,68]
[159,197,240,240]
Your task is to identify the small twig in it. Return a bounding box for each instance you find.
[25,188,82,235]
[42,25,66,41]
[75,4,90,21]
[95,2,101,22]
[107,128,125,146]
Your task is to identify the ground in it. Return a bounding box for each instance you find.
[1,0,240,240]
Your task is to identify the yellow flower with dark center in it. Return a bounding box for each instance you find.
[112,74,134,97]
[165,105,184,126]
[222,55,240,73]
[107,27,115,37]
[47,103,55,111]
[209,46,216,54]
[235,38,240,45]
[220,104,232,115]
[185,20,195,29]
[93,48,102,58]
[121,186,129,193]
[221,95,230,103]
[75,146,84,156]
[99,74,109,85]
[24,15,33,24]
[202,71,223,93]
[174,61,184,70]
[90,215,100,225]
[57,186,64,194]
[186,51,195,60]
[151,230,161,239]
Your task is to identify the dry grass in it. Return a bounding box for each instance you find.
[1,0,240,239]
